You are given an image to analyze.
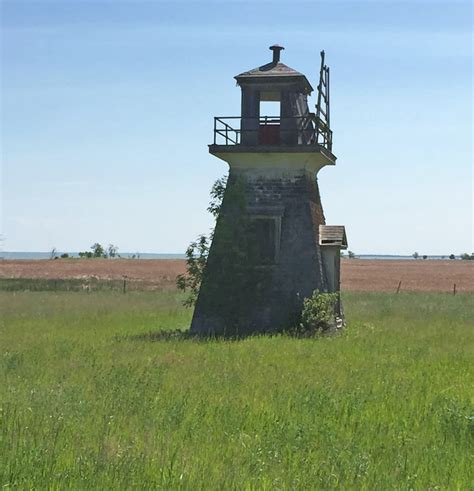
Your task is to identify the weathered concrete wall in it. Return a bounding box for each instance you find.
[190,168,330,337]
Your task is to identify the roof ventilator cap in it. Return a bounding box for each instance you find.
[269,44,284,64]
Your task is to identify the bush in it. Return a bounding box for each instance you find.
[297,289,339,335]
[78,251,93,258]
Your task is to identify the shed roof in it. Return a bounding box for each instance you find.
[319,225,348,249]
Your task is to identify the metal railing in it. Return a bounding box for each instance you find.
[213,115,332,151]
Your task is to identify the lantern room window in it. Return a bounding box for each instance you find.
[259,101,281,145]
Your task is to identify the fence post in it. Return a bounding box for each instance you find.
[123,276,127,294]
[396,280,402,294]
[453,283,456,295]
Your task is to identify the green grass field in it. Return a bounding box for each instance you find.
[1,290,473,489]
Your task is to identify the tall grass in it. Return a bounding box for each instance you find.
[1,291,473,489]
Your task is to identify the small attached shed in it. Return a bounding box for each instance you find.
[319,225,348,293]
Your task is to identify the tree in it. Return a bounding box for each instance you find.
[50,247,58,260]
[422,255,428,260]
[79,243,110,259]
[460,252,474,260]
[177,175,227,306]
[347,250,355,259]
[107,244,119,258]
[412,251,419,259]
[91,243,105,258]
[449,254,456,260]
[176,235,210,307]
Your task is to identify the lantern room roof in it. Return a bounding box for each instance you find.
[235,46,314,94]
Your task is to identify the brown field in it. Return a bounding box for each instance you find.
[341,259,473,293]
[1,258,473,293]
[0,259,186,290]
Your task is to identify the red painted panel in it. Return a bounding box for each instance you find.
[259,124,280,145]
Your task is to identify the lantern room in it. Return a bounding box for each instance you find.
[210,45,333,156]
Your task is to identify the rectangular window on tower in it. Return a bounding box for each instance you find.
[248,217,281,265]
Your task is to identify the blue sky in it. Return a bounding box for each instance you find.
[1,0,472,254]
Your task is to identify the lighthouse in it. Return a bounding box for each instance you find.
[190,46,347,336]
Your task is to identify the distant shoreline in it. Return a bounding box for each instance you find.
[1,252,186,260]
[0,252,464,261]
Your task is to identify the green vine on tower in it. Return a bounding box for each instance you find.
[176,175,228,306]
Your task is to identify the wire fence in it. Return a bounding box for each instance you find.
[0,278,466,294]
[0,277,172,293]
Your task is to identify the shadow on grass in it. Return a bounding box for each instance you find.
[124,330,200,343]
[121,327,343,343]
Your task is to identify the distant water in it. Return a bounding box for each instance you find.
[356,254,460,261]
[1,252,461,260]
